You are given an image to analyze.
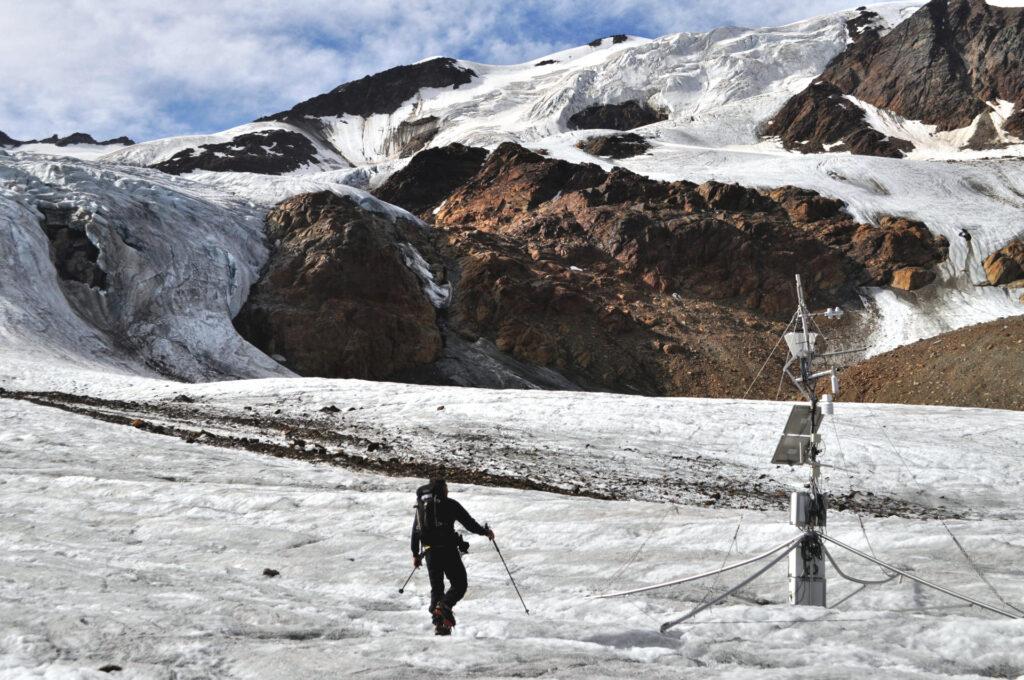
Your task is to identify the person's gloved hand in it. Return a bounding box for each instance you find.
[486,528,495,541]
[413,554,422,568]
[458,539,470,554]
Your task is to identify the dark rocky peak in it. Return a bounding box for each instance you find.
[837,0,1024,132]
[567,101,668,131]
[99,136,136,146]
[766,0,1024,155]
[34,132,136,146]
[373,143,487,218]
[262,57,476,122]
[0,130,22,146]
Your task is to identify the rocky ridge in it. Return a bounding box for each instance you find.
[0,131,135,148]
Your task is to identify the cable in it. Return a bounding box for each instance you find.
[828,413,887,574]
[867,408,1024,615]
[696,514,744,607]
[823,545,897,586]
[601,504,677,592]
[743,312,797,400]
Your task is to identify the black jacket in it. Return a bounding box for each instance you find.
[411,497,488,554]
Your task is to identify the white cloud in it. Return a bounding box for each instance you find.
[0,0,866,142]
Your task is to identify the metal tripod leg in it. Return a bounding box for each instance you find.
[660,541,799,632]
[820,534,1021,620]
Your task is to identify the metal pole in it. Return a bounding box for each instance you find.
[820,534,1021,619]
[398,551,425,594]
[491,535,530,615]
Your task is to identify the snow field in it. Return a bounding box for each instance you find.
[1,389,1023,679]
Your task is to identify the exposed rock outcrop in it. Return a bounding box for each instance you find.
[373,143,488,218]
[154,130,319,175]
[435,143,947,318]
[983,240,1024,287]
[37,132,135,147]
[262,57,476,122]
[575,133,651,159]
[766,0,1024,156]
[233,192,442,380]
[763,81,914,157]
[567,101,667,131]
[890,266,936,291]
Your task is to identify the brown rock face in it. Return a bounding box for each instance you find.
[983,240,1024,286]
[766,0,1024,156]
[233,191,442,380]
[436,143,948,319]
[891,266,937,291]
[373,143,487,218]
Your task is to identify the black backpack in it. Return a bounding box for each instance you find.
[415,482,445,545]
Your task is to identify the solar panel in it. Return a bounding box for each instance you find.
[771,405,822,465]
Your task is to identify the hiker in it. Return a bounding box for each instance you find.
[959,227,974,275]
[411,478,494,635]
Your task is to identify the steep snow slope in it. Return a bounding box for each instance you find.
[1,378,1022,678]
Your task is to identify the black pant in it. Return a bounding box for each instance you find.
[425,546,467,612]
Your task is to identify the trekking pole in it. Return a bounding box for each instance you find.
[488,525,529,614]
[398,551,425,594]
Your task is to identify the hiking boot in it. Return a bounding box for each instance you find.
[433,602,456,628]
[434,623,452,636]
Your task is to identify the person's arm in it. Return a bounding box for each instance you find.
[411,517,422,566]
[451,500,494,540]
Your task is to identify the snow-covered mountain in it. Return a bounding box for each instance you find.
[2,0,1023,389]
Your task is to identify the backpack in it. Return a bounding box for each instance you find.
[415,482,445,546]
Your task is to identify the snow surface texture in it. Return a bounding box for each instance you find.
[1,375,1023,679]
[95,1,1022,355]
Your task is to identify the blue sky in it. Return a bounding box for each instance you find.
[0,0,862,142]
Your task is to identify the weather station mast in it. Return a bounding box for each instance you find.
[597,274,1021,630]
[772,273,844,607]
